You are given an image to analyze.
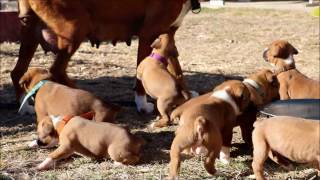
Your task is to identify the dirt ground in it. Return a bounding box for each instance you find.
[1,7,319,180]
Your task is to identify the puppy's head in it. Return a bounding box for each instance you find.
[36,116,58,148]
[19,67,51,92]
[246,69,279,105]
[151,33,179,58]
[263,40,298,68]
[214,80,251,113]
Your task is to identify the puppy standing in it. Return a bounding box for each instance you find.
[169,80,250,179]
[252,116,320,180]
[36,115,145,170]
[19,68,120,124]
[137,34,190,128]
[263,40,320,99]
[171,69,279,145]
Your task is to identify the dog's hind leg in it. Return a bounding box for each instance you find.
[252,129,268,180]
[151,98,172,128]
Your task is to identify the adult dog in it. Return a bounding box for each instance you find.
[11,0,200,113]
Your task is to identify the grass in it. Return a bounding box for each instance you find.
[1,7,319,179]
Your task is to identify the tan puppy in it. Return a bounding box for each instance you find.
[35,115,145,170]
[137,34,190,128]
[263,40,320,99]
[252,116,320,180]
[19,67,120,124]
[171,69,279,145]
[169,80,250,179]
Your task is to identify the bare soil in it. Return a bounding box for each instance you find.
[0,7,319,180]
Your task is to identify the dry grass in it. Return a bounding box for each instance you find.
[1,7,319,179]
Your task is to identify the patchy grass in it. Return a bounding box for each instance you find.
[1,7,319,179]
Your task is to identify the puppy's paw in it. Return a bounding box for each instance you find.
[113,161,124,167]
[219,157,230,164]
[37,157,54,170]
[247,174,256,179]
[28,140,39,148]
[135,94,154,114]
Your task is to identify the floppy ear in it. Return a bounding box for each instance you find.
[19,74,31,89]
[150,38,161,49]
[290,44,298,55]
[266,73,279,87]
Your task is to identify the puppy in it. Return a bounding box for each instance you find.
[19,68,120,123]
[35,115,145,170]
[237,69,279,145]
[252,116,320,180]
[169,80,250,179]
[137,34,190,128]
[171,69,279,145]
[263,40,320,99]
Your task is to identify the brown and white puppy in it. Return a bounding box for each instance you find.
[252,116,320,180]
[237,69,279,145]
[169,80,250,179]
[171,69,279,146]
[35,115,145,170]
[263,40,320,99]
[19,67,120,125]
[137,34,190,128]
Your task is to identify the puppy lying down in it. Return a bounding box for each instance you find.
[252,116,320,180]
[33,114,145,170]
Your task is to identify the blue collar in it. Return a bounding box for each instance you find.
[18,80,48,113]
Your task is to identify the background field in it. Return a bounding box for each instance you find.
[1,7,319,180]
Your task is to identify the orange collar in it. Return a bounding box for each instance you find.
[56,111,95,135]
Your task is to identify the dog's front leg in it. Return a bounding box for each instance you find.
[37,144,74,170]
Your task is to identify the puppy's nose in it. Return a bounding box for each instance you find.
[262,48,269,61]
[37,139,47,146]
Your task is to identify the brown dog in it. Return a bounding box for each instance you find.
[19,67,120,124]
[263,40,320,99]
[169,80,250,179]
[34,115,145,170]
[137,34,190,128]
[252,116,320,180]
[171,69,279,145]
[12,0,200,114]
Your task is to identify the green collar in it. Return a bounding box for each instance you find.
[18,80,48,113]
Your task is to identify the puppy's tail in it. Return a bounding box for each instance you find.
[194,116,208,141]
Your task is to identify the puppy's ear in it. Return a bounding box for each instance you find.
[150,38,161,49]
[266,73,279,87]
[19,74,31,90]
[290,44,298,55]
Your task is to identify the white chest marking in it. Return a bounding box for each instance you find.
[211,89,240,115]
[171,0,191,27]
[284,54,294,65]
[49,115,63,128]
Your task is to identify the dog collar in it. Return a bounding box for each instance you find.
[211,89,240,116]
[18,80,48,113]
[149,53,168,66]
[51,111,95,135]
[243,79,265,97]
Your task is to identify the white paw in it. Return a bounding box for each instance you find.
[135,93,154,114]
[219,146,230,164]
[189,90,199,98]
[37,157,54,170]
[28,140,39,148]
[247,174,256,179]
[113,161,124,167]
[219,157,230,164]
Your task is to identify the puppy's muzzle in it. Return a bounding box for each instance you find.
[262,48,269,62]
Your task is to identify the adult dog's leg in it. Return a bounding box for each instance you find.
[11,15,39,100]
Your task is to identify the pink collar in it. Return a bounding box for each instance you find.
[149,53,168,66]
